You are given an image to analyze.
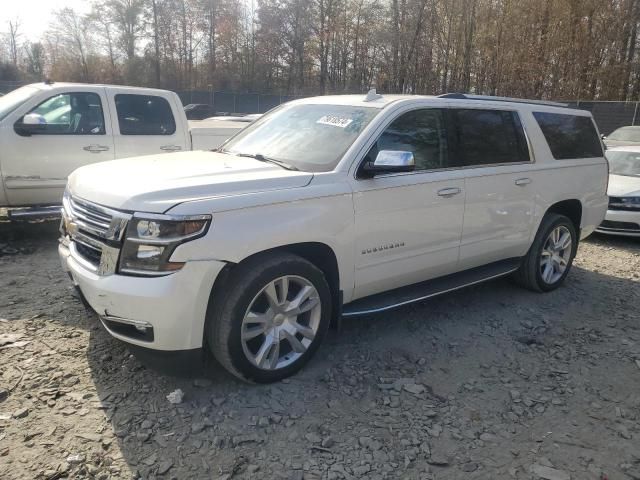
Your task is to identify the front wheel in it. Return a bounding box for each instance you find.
[207,252,332,383]
[513,213,578,292]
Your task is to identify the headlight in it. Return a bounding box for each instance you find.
[119,214,211,276]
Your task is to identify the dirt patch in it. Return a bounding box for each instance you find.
[1,222,639,479]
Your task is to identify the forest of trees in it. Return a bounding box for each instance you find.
[1,0,640,101]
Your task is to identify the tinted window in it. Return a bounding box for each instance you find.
[533,112,603,159]
[25,92,105,135]
[453,109,529,166]
[367,109,449,170]
[115,94,176,135]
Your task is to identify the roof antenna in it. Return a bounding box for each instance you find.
[364,88,383,102]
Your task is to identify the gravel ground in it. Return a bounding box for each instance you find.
[1,220,639,480]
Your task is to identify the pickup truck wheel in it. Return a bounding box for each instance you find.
[513,213,577,292]
[208,253,332,383]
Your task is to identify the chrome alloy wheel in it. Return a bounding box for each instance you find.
[241,275,322,370]
[540,225,572,284]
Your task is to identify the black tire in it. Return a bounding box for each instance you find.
[207,252,332,383]
[513,213,578,292]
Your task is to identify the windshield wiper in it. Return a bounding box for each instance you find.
[235,152,299,171]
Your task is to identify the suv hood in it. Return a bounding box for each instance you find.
[67,151,313,213]
[608,174,640,197]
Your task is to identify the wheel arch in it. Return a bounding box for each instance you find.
[206,242,342,336]
[545,199,582,234]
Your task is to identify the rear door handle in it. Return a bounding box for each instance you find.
[160,145,183,152]
[437,187,462,197]
[515,178,532,186]
[83,144,110,153]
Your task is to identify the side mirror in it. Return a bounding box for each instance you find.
[362,150,415,177]
[601,134,606,140]
[14,113,47,137]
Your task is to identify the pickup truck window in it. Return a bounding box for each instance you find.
[365,108,449,171]
[452,109,530,166]
[223,104,379,172]
[25,92,106,135]
[533,111,603,160]
[0,86,38,122]
[115,94,176,135]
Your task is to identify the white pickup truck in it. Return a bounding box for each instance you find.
[59,92,608,383]
[0,82,245,217]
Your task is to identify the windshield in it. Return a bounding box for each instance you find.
[608,127,640,142]
[0,86,38,122]
[222,103,380,172]
[606,150,640,177]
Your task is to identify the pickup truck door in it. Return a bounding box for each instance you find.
[1,86,115,206]
[451,108,536,270]
[350,107,466,300]
[106,88,189,158]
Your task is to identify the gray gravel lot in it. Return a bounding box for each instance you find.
[1,220,639,480]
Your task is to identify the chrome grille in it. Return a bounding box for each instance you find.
[61,193,132,275]
[68,196,113,237]
[608,196,640,212]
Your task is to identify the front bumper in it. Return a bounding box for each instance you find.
[595,209,640,238]
[59,242,226,350]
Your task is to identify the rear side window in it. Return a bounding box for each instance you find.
[533,112,603,159]
[452,109,530,166]
[115,94,176,135]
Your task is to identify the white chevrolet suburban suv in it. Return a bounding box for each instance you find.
[58,92,608,383]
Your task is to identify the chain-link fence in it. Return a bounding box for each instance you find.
[175,90,305,114]
[1,81,639,134]
[566,101,639,135]
[0,81,25,95]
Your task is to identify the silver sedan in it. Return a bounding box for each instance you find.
[596,146,640,237]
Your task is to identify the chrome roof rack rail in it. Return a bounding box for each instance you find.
[438,93,570,108]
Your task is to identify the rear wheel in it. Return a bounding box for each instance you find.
[513,213,578,292]
[207,252,332,383]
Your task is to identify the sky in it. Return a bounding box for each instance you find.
[1,0,91,41]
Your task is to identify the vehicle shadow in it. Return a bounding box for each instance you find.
[584,231,640,253]
[81,261,639,478]
[3,221,639,477]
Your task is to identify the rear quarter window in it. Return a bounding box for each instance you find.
[115,94,176,135]
[533,112,603,159]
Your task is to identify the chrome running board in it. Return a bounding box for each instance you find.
[342,258,521,317]
[7,206,62,220]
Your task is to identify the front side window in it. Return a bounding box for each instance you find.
[24,92,105,135]
[223,103,380,172]
[606,150,640,177]
[453,109,529,166]
[364,108,449,171]
[533,111,603,159]
[115,94,176,135]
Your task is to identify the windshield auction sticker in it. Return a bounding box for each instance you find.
[317,115,354,128]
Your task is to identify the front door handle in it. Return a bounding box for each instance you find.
[515,177,532,186]
[83,144,110,153]
[437,187,462,197]
[160,145,183,152]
